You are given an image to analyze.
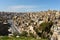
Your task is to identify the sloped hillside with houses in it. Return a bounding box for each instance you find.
[0,10,60,39]
[11,10,60,39]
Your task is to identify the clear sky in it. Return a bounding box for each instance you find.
[0,0,60,12]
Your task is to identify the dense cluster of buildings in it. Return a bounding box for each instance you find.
[0,10,60,39]
[11,10,60,38]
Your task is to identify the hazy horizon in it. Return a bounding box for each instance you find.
[0,0,60,12]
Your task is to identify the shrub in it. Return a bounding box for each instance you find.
[20,31,28,37]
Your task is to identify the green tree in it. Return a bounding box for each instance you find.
[40,21,53,33]
[34,21,53,38]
